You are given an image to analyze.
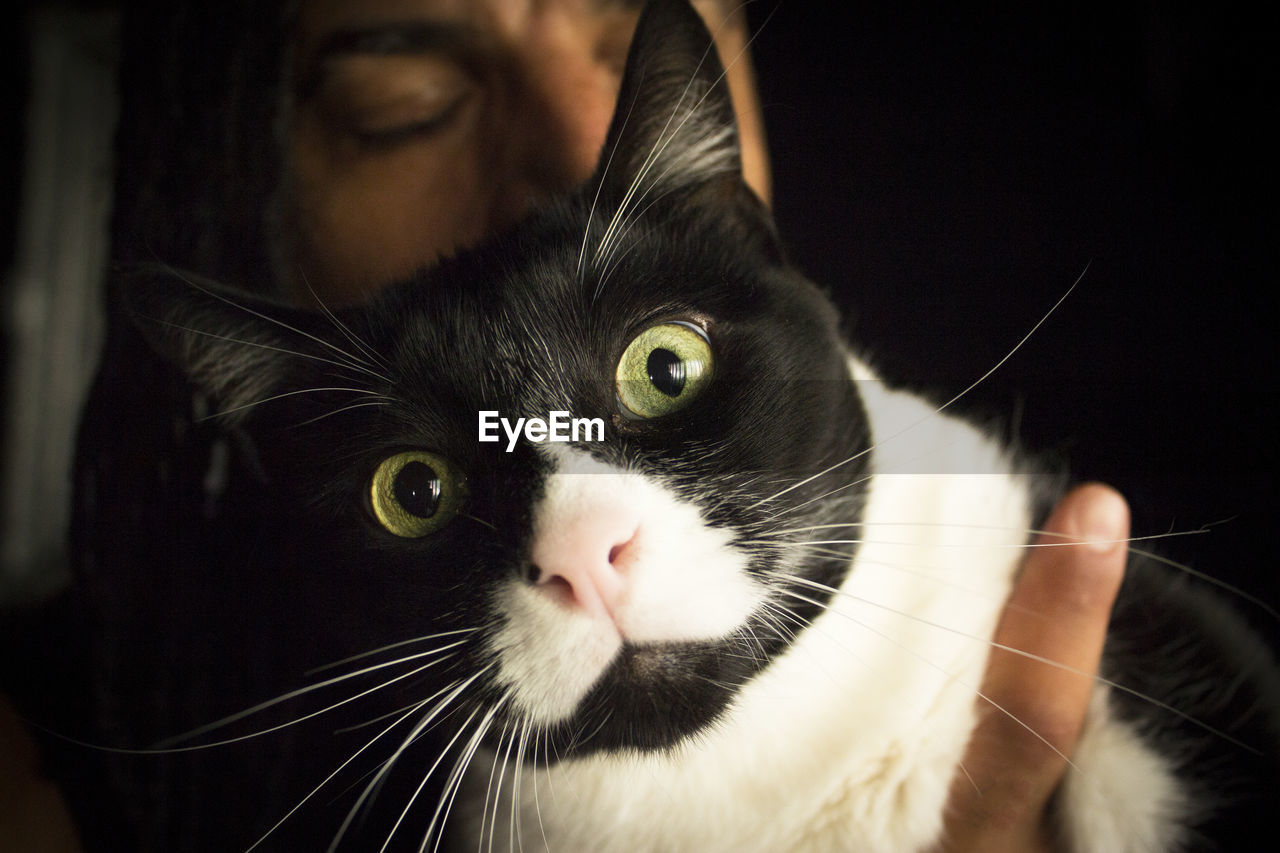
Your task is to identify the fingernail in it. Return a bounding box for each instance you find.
[1076,489,1127,554]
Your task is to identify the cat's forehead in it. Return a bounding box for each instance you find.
[379,219,713,366]
[358,246,597,419]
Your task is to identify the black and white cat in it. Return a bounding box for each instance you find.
[88,0,1279,850]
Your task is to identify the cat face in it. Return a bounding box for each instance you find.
[125,0,869,759]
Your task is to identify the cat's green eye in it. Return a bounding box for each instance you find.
[369,451,466,538]
[615,321,714,419]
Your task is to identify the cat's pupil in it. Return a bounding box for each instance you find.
[647,348,686,397]
[393,461,442,519]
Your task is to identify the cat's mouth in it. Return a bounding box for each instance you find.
[471,434,866,757]
[485,636,759,759]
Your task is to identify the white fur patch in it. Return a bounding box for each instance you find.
[488,446,763,724]
[1056,689,1191,852]
[462,357,1044,851]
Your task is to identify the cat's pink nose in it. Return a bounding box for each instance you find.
[529,506,639,622]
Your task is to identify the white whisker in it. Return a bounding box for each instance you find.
[510,717,533,853]
[169,267,393,383]
[487,722,520,853]
[589,7,764,299]
[770,581,1081,772]
[425,691,509,853]
[334,667,492,852]
[1129,546,1280,622]
[146,317,389,384]
[300,269,394,373]
[246,687,449,853]
[153,639,468,750]
[307,629,480,676]
[747,269,1087,513]
[766,570,1262,755]
[196,386,389,422]
[293,399,393,427]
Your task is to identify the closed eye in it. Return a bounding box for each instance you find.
[350,93,469,148]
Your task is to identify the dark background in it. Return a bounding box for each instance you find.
[748,3,1278,630]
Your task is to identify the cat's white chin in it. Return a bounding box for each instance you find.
[487,445,764,724]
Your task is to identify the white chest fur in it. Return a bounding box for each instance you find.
[458,358,1181,852]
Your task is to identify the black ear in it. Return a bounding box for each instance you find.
[595,0,744,205]
[119,265,363,424]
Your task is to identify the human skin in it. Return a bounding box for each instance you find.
[2,2,1128,849]
[936,484,1128,852]
[280,0,770,304]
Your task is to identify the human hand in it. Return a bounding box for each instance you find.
[936,483,1129,852]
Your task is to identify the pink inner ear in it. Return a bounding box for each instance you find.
[529,501,640,624]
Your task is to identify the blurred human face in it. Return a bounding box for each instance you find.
[282,0,770,305]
